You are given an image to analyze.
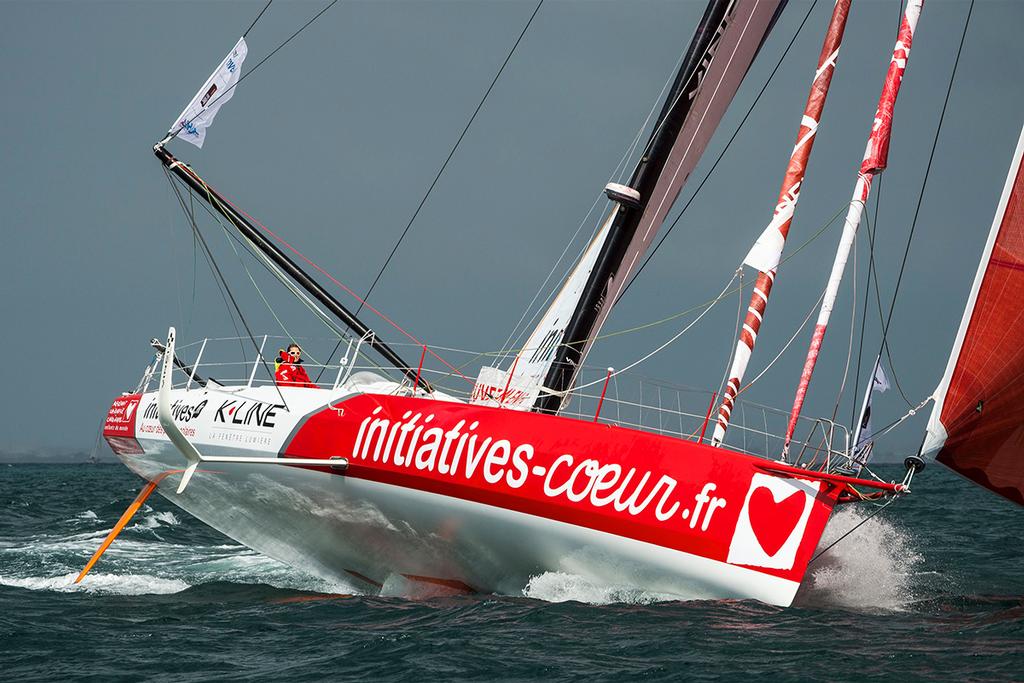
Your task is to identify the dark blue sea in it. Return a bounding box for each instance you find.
[1,462,1020,681]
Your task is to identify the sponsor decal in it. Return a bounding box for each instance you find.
[143,398,207,423]
[137,398,202,438]
[284,395,839,581]
[103,395,143,455]
[200,83,218,107]
[686,0,735,103]
[349,407,729,530]
[726,473,820,570]
[214,399,284,429]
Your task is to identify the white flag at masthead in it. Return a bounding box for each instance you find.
[168,37,248,149]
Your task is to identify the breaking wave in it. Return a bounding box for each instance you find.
[522,571,678,605]
[0,572,189,595]
[1,504,359,598]
[795,506,923,611]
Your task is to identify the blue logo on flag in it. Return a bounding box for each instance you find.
[179,119,200,137]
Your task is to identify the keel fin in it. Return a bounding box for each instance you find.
[75,480,158,583]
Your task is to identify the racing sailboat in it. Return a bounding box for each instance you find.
[87,0,1014,608]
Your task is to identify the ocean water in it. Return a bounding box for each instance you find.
[0,463,1020,681]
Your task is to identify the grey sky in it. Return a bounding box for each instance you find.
[1,0,1021,461]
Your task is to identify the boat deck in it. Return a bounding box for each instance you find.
[136,334,854,474]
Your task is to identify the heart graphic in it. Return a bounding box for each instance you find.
[746,487,806,557]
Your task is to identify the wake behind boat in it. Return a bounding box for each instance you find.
[88,0,1020,607]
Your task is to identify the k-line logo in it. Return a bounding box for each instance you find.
[215,400,284,429]
[143,399,207,423]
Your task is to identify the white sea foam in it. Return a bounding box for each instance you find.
[130,511,182,531]
[0,572,189,595]
[796,506,922,611]
[76,510,99,521]
[522,571,677,605]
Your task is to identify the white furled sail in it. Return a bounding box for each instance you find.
[711,0,852,446]
[921,121,1024,507]
[168,37,248,148]
[782,0,923,455]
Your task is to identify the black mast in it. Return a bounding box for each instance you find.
[155,144,433,393]
[533,0,736,413]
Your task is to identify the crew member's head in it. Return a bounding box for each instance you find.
[287,343,302,362]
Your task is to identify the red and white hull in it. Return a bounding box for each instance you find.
[104,381,845,606]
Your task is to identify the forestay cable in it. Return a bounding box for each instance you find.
[867,0,974,393]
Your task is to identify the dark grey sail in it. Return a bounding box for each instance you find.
[524,0,786,413]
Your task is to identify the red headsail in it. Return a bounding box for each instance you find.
[924,123,1024,506]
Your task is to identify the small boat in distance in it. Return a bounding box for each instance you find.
[89,0,1020,606]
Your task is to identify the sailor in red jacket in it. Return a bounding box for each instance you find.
[275,344,318,388]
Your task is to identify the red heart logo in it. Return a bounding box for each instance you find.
[747,487,807,557]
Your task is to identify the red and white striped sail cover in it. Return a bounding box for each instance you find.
[923,123,1024,506]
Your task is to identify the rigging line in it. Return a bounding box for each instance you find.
[830,226,858,423]
[166,169,248,363]
[567,270,740,395]
[216,210,325,366]
[497,196,603,359]
[499,39,693,357]
[194,181,398,381]
[167,172,290,408]
[809,496,898,566]
[189,192,198,330]
[223,216,346,346]
[870,0,974,401]
[243,0,273,38]
[598,200,847,341]
[170,0,339,140]
[862,199,914,407]
[166,175,186,333]
[717,268,745,403]
[734,286,827,401]
[187,181,350,347]
[616,0,820,304]
[614,41,693,185]
[850,176,882,426]
[212,190,472,384]
[355,0,544,313]
[205,211,370,381]
[866,396,932,442]
[167,171,252,362]
[431,198,848,386]
[212,211,399,381]
[318,1,544,381]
